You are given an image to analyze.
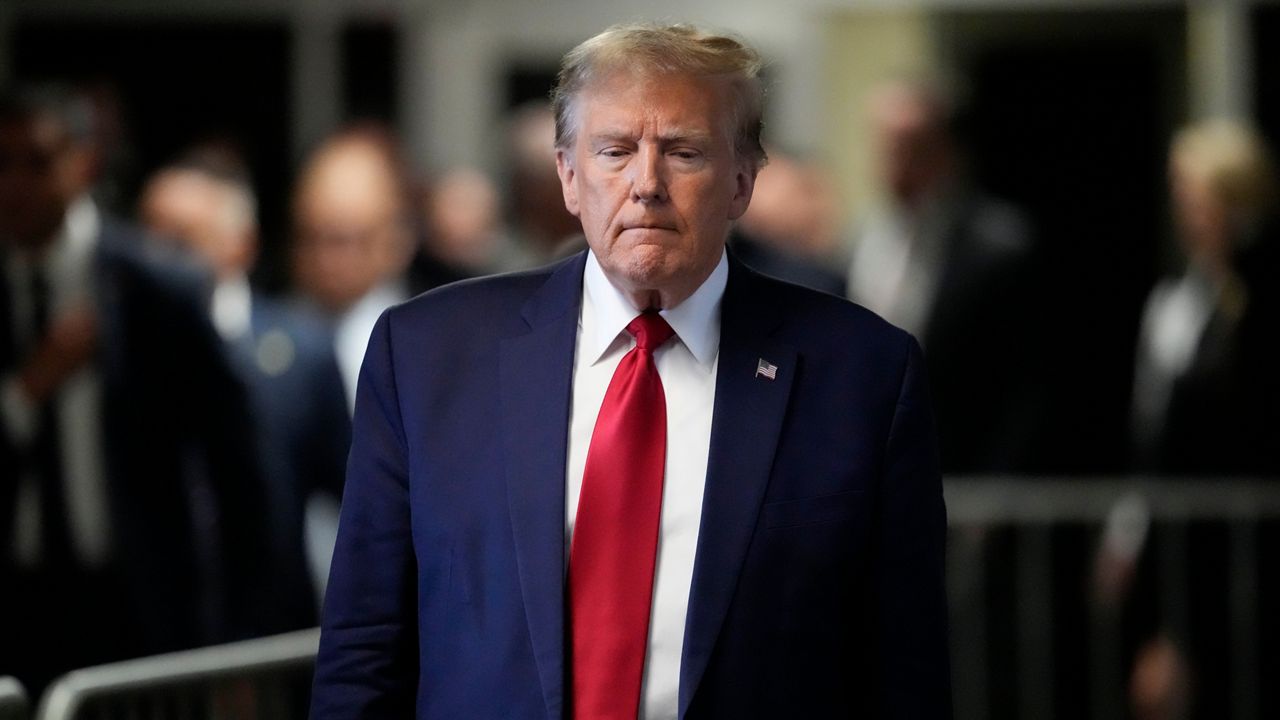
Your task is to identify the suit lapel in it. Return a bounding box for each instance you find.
[679,257,796,717]
[498,253,586,720]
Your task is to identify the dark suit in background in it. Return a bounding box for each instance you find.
[0,220,274,691]
[850,189,1044,474]
[229,296,351,628]
[728,229,846,298]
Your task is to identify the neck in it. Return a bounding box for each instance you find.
[622,288,682,312]
[615,255,721,312]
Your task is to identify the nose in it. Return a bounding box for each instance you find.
[629,144,668,204]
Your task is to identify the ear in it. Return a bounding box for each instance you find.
[555,149,581,217]
[727,160,757,221]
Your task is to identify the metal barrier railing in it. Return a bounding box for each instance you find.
[0,677,29,720]
[945,477,1280,720]
[35,628,319,720]
[14,478,1279,719]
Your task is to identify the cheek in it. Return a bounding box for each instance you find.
[580,185,621,229]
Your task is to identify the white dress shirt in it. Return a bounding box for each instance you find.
[2,196,110,567]
[567,249,725,720]
[210,274,253,343]
[333,281,407,415]
[848,196,947,340]
[1130,267,1219,447]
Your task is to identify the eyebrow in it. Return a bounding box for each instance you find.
[587,129,715,145]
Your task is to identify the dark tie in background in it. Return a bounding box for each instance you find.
[569,311,674,720]
[30,265,72,565]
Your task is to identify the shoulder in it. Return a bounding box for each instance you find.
[382,255,577,339]
[739,261,909,338]
[96,217,213,304]
[732,260,916,364]
[252,293,339,360]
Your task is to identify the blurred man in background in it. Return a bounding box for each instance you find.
[290,125,414,412]
[0,85,272,693]
[1131,119,1280,475]
[1123,119,1280,720]
[505,101,588,263]
[731,147,846,295]
[847,76,1044,474]
[139,152,351,624]
[407,166,509,293]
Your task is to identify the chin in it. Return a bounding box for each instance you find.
[619,246,680,282]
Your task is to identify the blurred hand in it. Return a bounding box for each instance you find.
[1130,634,1190,720]
[20,305,98,405]
[1092,493,1151,608]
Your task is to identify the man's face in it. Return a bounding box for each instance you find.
[291,142,410,314]
[140,171,254,280]
[871,88,950,206]
[1169,157,1229,263]
[556,70,755,308]
[0,115,91,249]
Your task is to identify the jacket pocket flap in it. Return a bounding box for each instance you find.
[764,489,865,529]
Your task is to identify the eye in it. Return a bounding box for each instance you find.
[598,147,630,159]
[670,149,701,160]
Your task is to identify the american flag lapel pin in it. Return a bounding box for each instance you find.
[755,358,778,380]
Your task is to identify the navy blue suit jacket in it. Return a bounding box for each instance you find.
[313,251,951,718]
[228,297,351,631]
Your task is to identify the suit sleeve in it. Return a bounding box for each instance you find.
[192,303,278,641]
[312,311,418,718]
[875,336,952,718]
[305,346,354,499]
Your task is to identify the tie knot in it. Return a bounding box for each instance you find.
[626,312,674,351]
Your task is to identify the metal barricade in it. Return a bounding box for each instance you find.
[22,477,1280,719]
[945,477,1280,720]
[35,628,319,720]
[0,677,29,720]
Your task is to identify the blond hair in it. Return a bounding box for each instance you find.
[551,22,767,170]
[1171,119,1277,229]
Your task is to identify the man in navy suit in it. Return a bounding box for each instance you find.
[139,155,352,628]
[313,23,950,719]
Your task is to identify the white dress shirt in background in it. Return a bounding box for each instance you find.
[333,281,407,415]
[1,197,110,567]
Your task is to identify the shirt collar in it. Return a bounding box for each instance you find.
[212,274,253,342]
[581,248,726,368]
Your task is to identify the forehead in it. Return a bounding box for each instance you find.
[145,172,223,215]
[575,70,736,139]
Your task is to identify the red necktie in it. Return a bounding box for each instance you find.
[570,311,675,720]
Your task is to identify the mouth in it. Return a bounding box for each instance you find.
[622,223,676,232]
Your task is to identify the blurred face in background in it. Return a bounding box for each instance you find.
[1168,154,1229,267]
[139,169,256,281]
[555,69,755,309]
[870,84,952,207]
[0,113,93,250]
[739,152,840,258]
[509,103,584,252]
[1165,120,1279,277]
[424,167,501,270]
[291,137,411,314]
